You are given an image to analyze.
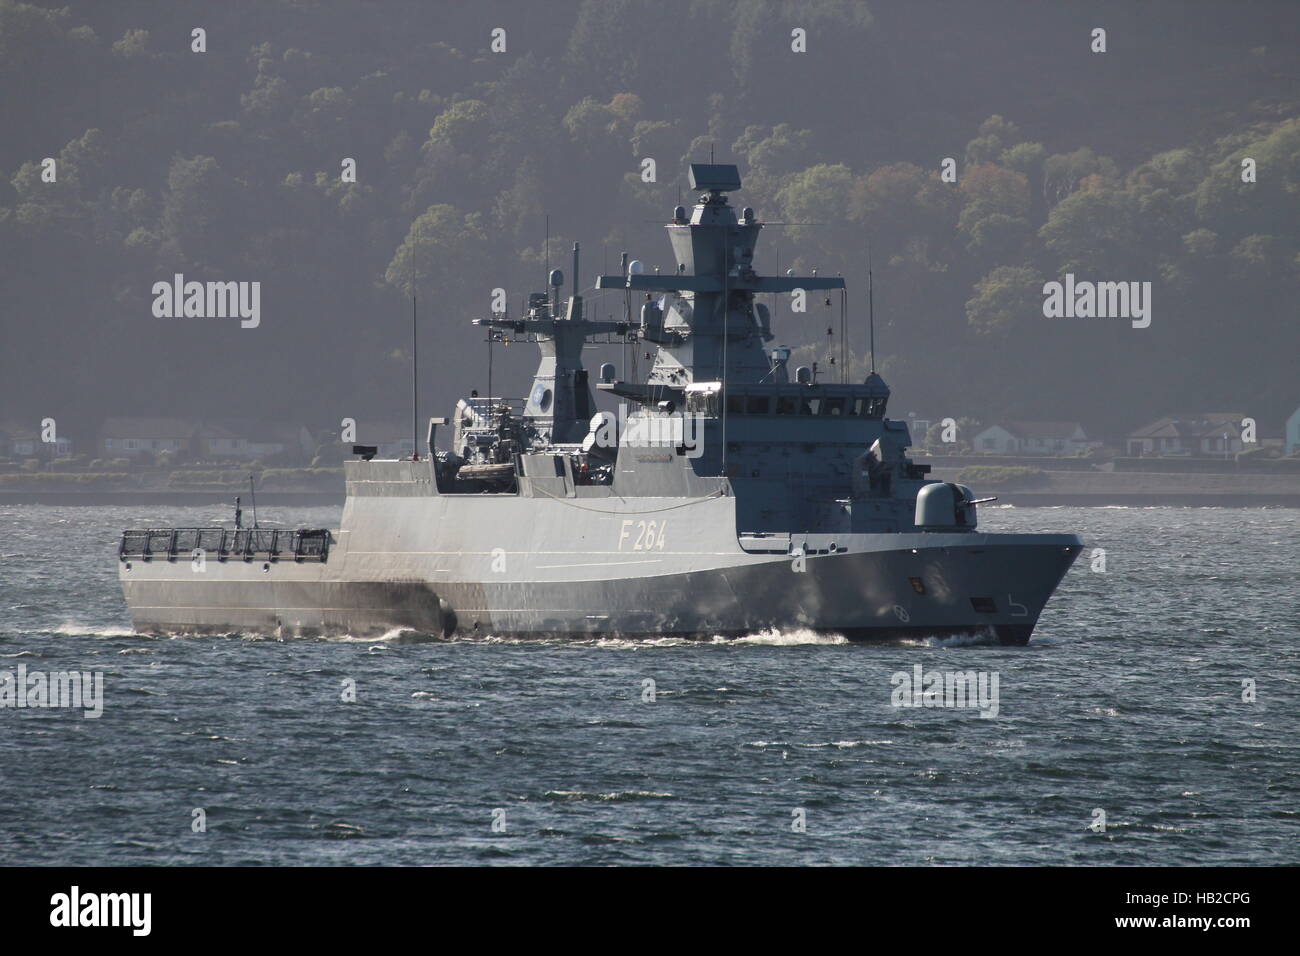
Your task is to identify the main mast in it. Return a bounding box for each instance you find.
[595,163,846,391]
[474,242,625,445]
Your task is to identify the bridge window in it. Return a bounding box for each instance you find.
[853,397,886,419]
[746,395,770,415]
[685,389,720,417]
[776,396,799,414]
[821,397,846,416]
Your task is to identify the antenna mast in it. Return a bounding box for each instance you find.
[412,294,419,460]
[868,244,876,374]
[248,474,258,528]
[841,286,848,384]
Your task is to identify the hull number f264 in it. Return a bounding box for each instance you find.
[618,519,668,551]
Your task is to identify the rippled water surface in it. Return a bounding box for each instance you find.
[0,504,1296,865]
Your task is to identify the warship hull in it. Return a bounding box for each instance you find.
[117,162,1083,644]
[119,490,1081,645]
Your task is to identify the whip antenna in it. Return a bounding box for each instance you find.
[412,294,419,460]
[868,244,876,374]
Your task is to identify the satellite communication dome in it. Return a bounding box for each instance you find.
[628,260,644,276]
[549,269,564,288]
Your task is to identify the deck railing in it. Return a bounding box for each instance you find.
[118,527,330,562]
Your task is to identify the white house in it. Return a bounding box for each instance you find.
[0,422,73,459]
[99,417,198,458]
[973,421,1093,455]
[200,420,314,461]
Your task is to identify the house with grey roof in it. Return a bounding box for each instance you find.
[1125,412,1249,457]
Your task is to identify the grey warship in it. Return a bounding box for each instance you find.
[118,163,1082,645]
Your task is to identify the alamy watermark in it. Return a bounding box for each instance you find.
[49,886,150,936]
[1,663,103,718]
[890,664,999,718]
[1042,274,1151,328]
[589,404,705,458]
[152,273,260,328]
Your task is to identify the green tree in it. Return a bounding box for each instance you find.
[1042,147,1118,207]
[775,163,855,241]
[384,203,487,298]
[1039,186,1141,275]
[965,265,1040,337]
[158,155,242,266]
[965,114,1023,167]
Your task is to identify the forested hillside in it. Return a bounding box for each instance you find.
[2,0,1297,440]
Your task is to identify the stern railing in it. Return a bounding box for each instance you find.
[118,527,330,562]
